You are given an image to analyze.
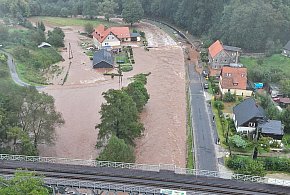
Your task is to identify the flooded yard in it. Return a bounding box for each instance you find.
[37,21,186,167]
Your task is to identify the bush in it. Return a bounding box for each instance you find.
[121,65,133,72]
[139,31,145,38]
[261,157,290,172]
[226,156,266,176]
[223,92,236,102]
[214,101,224,110]
[229,135,248,149]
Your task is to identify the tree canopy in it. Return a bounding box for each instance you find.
[122,0,144,25]
[98,135,135,162]
[96,89,144,147]
[0,171,50,195]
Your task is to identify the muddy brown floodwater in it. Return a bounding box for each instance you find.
[37,21,186,167]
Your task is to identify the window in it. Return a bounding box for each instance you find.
[241,74,245,77]
[233,83,238,86]
[226,73,231,77]
[105,43,108,46]
[112,37,114,40]
[249,122,255,127]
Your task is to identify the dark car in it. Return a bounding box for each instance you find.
[203,82,209,89]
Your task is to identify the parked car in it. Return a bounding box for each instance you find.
[202,70,209,78]
[203,82,209,89]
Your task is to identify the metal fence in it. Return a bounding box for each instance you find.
[0,174,213,195]
[1,154,290,187]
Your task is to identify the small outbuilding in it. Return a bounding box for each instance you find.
[258,120,284,141]
[92,49,114,68]
[130,33,141,42]
[38,42,52,48]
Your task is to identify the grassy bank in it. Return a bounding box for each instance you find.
[186,89,194,169]
[241,54,290,76]
[10,47,62,85]
[29,16,117,27]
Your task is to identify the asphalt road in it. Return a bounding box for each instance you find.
[1,50,43,89]
[188,63,218,171]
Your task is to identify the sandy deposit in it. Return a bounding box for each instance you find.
[38,22,186,167]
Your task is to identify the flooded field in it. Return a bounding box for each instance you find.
[37,21,186,167]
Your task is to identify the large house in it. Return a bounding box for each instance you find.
[92,49,114,68]
[219,66,253,97]
[208,40,242,72]
[233,98,284,141]
[92,24,140,49]
[282,40,290,57]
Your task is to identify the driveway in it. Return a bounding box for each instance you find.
[188,62,218,171]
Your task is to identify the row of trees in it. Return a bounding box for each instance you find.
[0,0,144,25]
[96,74,150,162]
[140,0,290,52]
[1,0,290,51]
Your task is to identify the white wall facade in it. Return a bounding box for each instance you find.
[233,114,256,134]
[219,82,253,97]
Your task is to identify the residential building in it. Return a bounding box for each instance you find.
[92,24,141,49]
[219,66,253,97]
[92,25,121,49]
[208,40,242,72]
[282,40,290,57]
[233,98,265,134]
[92,49,114,68]
[257,120,284,142]
[233,98,284,141]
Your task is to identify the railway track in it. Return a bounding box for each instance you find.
[1,160,289,195]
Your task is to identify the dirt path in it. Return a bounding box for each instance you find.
[37,21,186,167]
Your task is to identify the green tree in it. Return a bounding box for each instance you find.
[98,0,119,21]
[83,0,98,19]
[122,0,144,26]
[98,135,135,162]
[96,89,144,147]
[281,109,290,133]
[19,87,64,148]
[223,92,236,102]
[47,27,65,47]
[84,23,94,34]
[37,21,46,32]
[0,171,49,195]
[0,25,9,43]
[124,80,149,112]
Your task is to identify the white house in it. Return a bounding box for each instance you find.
[233,98,265,134]
[219,66,253,97]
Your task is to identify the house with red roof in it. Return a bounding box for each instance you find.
[219,66,253,97]
[92,24,140,49]
[208,40,242,75]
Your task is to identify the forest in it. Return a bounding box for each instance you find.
[1,0,290,52]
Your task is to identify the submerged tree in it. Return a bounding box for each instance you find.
[96,89,143,147]
[98,135,135,162]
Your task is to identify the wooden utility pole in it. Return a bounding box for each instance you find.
[68,43,73,59]
[117,62,123,89]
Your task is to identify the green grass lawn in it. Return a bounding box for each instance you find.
[29,16,117,27]
[9,47,62,85]
[241,54,290,76]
